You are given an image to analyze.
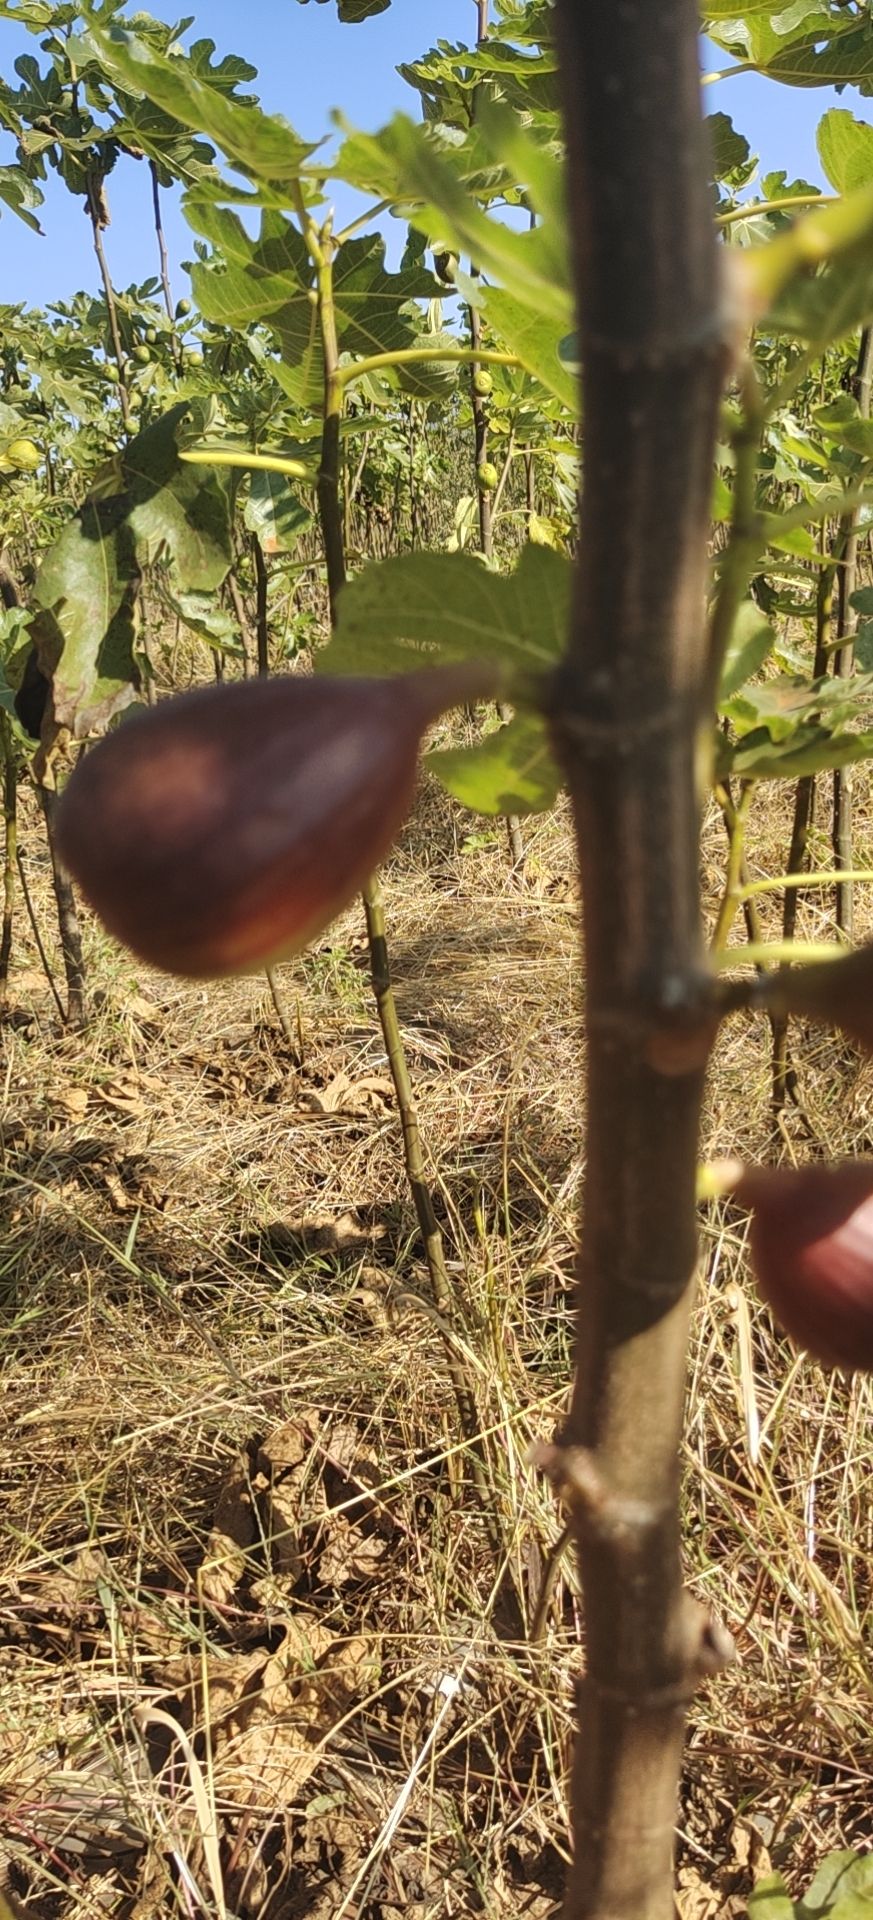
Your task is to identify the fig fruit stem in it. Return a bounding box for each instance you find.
[832,325,873,940]
[300,192,499,1499]
[465,62,526,885]
[15,839,66,1024]
[551,8,732,1915]
[38,784,87,1030]
[83,159,131,435]
[710,779,756,955]
[772,551,835,1114]
[0,715,17,1002]
[361,876,482,1439]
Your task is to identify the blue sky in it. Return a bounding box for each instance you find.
[0,2,864,312]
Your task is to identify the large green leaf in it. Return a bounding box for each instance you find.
[161,587,238,652]
[79,8,316,187]
[243,470,312,552]
[187,199,320,402]
[126,411,233,587]
[817,109,873,194]
[294,0,390,16]
[706,6,873,87]
[430,711,561,817]
[814,394,873,458]
[30,501,139,740]
[708,111,754,187]
[187,198,312,325]
[746,1875,795,1920]
[318,542,570,680]
[800,1850,873,1917]
[0,606,38,749]
[765,246,873,347]
[766,22,873,91]
[331,235,446,362]
[725,723,873,779]
[0,161,43,230]
[337,111,570,325]
[398,30,558,127]
[703,2,787,17]
[722,669,873,742]
[336,106,573,403]
[30,404,232,742]
[112,98,217,188]
[188,200,443,406]
[718,601,777,701]
[484,287,577,410]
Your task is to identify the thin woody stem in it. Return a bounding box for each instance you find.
[550,8,733,1916]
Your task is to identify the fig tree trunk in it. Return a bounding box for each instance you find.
[550,9,733,1916]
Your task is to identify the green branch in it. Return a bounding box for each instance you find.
[336,346,520,389]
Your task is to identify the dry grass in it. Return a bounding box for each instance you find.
[1,760,871,1919]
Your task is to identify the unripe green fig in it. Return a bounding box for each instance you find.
[4,437,40,471]
[176,297,192,317]
[105,362,120,382]
[56,665,497,980]
[735,1160,873,1371]
[477,461,498,493]
[133,343,151,364]
[472,369,493,398]
[144,327,158,344]
[183,348,204,368]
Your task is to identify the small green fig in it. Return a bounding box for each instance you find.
[56,666,496,980]
[735,1160,873,1371]
[133,343,151,365]
[472,369,493,398]
[175,297,193,318]
[145,327,158,345]
[183,348,204,368]
[4,437,41,471]
[105,362,120,383]
[477,461,498,493]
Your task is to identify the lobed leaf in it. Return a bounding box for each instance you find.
[318,542,570,680]
[429,710,561,818]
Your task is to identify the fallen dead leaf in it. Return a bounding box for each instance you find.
[207,1623,374,1811]
[53,1086,88,1118]
[318,1516,388,1588]
[201,1453,256,1606]
[257,1416,315,1480]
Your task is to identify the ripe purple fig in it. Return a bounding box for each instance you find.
[734,1160,873,1371]
[56,665,493,979]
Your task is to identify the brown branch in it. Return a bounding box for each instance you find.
[549,8,732,1916]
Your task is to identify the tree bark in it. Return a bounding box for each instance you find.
[548,10,732,1916]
